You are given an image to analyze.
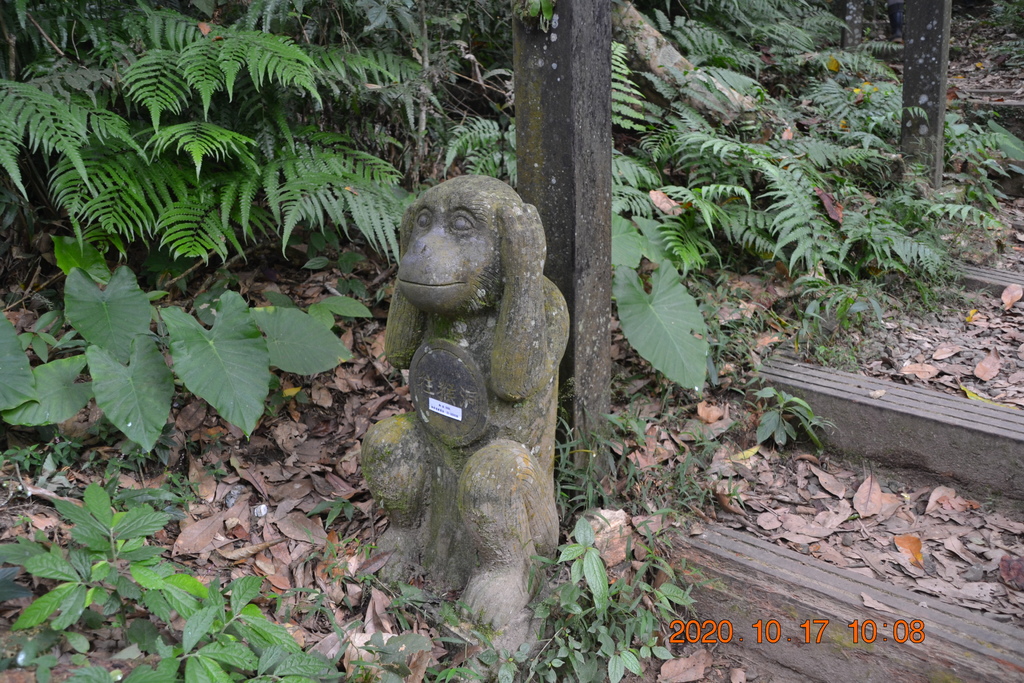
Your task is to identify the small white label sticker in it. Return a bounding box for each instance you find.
[428,397,463,421]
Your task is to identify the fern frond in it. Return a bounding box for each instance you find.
[180,39,225,118]
[0,81,90,196]
[148,122,257,177]
[145,8,204,51]
[123,51,190,129]
[157,198,230,260]
[218,32,319,103]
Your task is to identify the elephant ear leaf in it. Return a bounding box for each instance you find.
[250,306,351,373]
[0,315,33,411]
[613,261,708,392]
[162,292,270,436]
[65,266,152,362]
[1,356,92,426]
[87,337,173,451]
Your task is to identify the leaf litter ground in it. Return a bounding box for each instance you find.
[6,17,1024,683]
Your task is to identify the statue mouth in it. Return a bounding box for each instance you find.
[398,279,466,289]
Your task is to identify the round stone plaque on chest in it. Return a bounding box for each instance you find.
[409,339,489,447]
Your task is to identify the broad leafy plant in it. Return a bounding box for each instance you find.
[522,517,687,683]
[0,483,334,683]
[0,239,368,454]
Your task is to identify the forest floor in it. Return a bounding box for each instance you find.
[3,5,1024,683]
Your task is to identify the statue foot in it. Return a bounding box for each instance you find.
[374,526,421,584]
[461,565,530,629]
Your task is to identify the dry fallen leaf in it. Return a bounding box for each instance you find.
[730,669,747,683]
[974,348,1001,382]
[900,363,939,380]
[814,187,843,224]
[659,649,713,683]
[932,344,963,361]
[756,510,784,530]
[894,534,924,569]
[868,389,886,399]
[1001,283,1023,310]
[999,555,1024,591]
[861,593,898,614]
[809,465,846,498]
[650,190,685,216]
[696,400,725,424]
[853,474,883,518]
[925,485,958,514]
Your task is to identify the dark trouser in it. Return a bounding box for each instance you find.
[888,1,904,40]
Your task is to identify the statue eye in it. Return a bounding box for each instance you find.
[452,216,472,232]
[416,211,430,228]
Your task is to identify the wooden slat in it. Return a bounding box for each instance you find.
[759,353,1024,500]
[676,526,1024,682]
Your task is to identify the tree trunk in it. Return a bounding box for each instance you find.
[611,1,756,125]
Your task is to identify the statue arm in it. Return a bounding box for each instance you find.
[383,285,425,369]
[491,202,550,402]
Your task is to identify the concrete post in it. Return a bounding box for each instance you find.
[513,3,612,441]
[900,0,952,188]
[836,0,864,48]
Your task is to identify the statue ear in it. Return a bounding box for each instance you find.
[491,202,550,401]
[384,202,426,369]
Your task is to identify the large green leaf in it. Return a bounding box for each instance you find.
[51,236,110,284]
[87,337,173,451]
[250,306,351,373]
[162,292,270,435]
[65,267,152,362]
[611,215,644,269]
[0,315,34,411]
[613,262,708,391]
[1,356,92,425]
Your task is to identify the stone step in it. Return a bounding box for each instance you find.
[956,263,1024,297]
[675,525,1024,682]
[758,352,1024,500]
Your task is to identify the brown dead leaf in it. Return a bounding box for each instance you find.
[189,456,217,502]
[731,670,747,683]
[932,344,963,361]
[696,401,725,424]
[853,474,883,518]
[173,494,250,556]
[894,534,924,569]
[1001,283,1023,310]
[809,465,846,498]
[650,190,685,216]
[276,512,328,546]
[814,187,843,224]
[756,510,784,530]
[216,538,287,561]
[974,348,1001,381]
[925,486,958,514]
[861,592,897,614]
[900,363,939,380]
[781,127,794,140]
[659,649,713,683]
[999,555,1024,590]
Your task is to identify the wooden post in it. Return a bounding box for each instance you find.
[513,4,612,440]
[900,0,952,188]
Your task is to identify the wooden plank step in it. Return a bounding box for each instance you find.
[676,525,1024,682]
[958,264,1024,297]
[758,353,1024,500]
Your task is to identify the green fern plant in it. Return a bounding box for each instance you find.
[1,2,411,261]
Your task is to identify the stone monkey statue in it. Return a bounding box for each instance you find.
[362,175,569,629]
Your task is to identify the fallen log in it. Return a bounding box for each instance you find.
[611,1,757,124]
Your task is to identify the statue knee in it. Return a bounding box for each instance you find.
[362,414,427,521]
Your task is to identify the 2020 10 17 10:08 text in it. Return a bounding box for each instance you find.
[668,619,926,644]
